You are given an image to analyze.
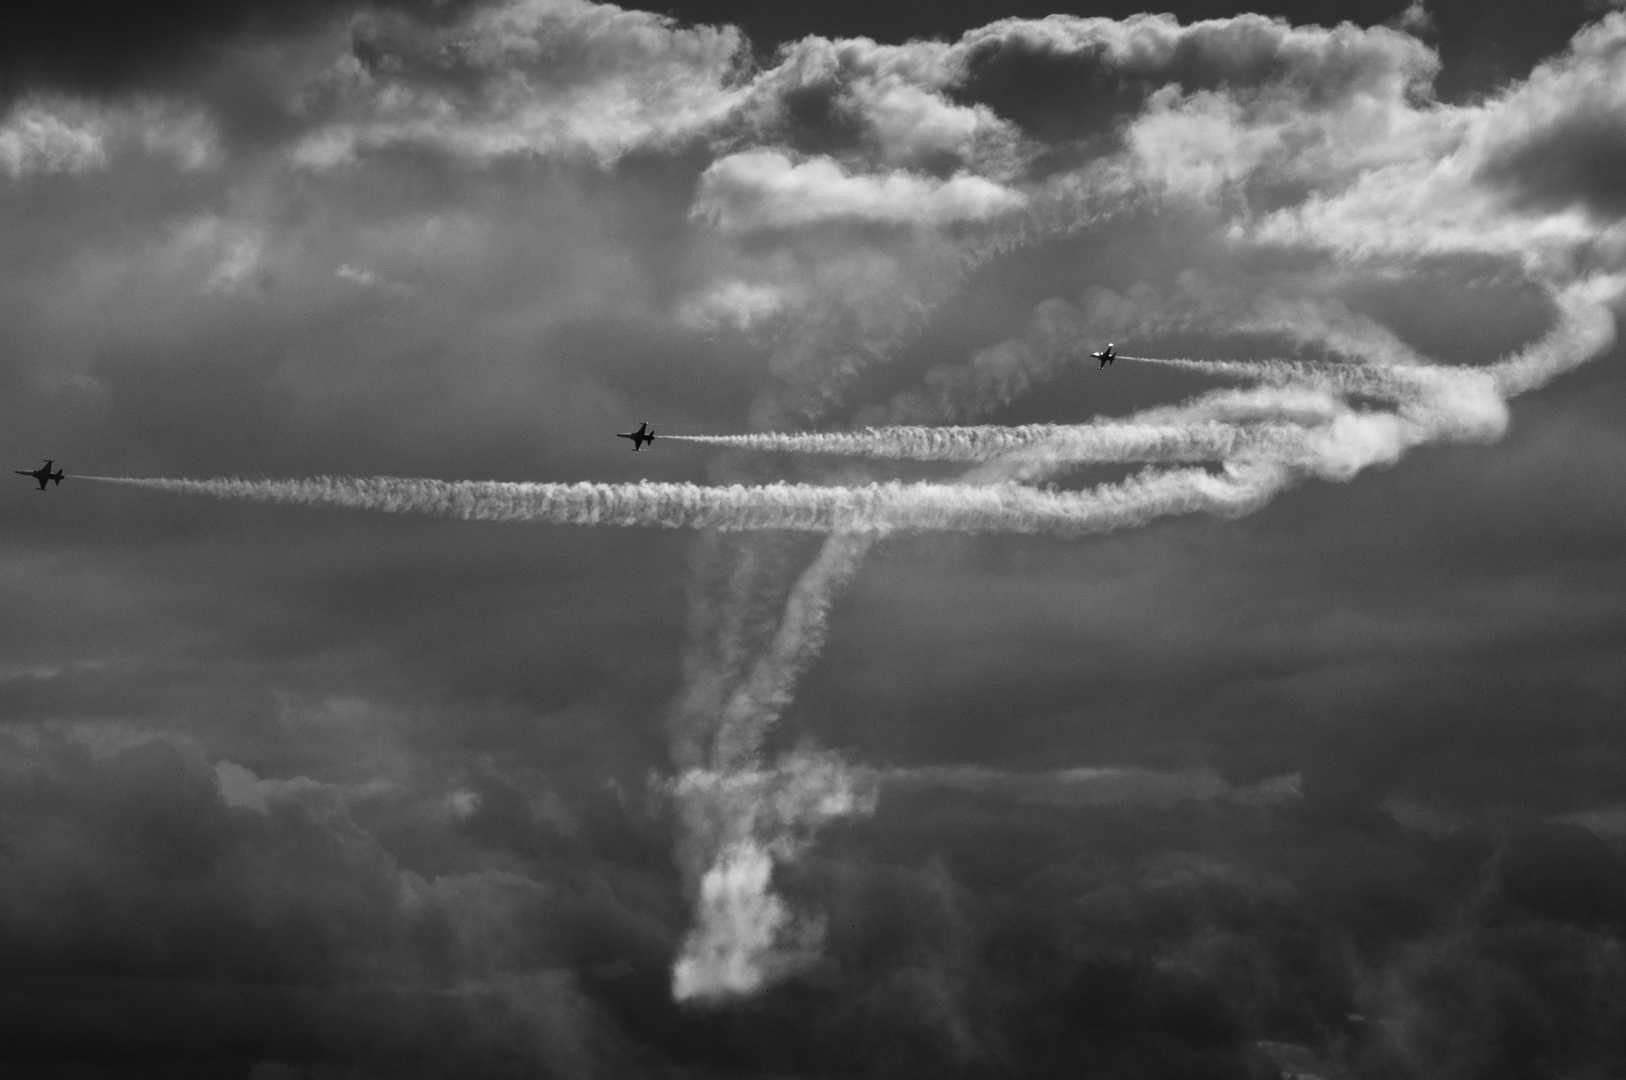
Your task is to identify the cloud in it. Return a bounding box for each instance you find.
[882,763,1303,808]
[677,279,788,331]
[1472,12,1626,216]
[0,98,106,175]
[957,11,1438,96]
[691,150,1026,231]
[670,748,876,1000]
[1223,17,1626,270]
[289,0,750,167]
[739,34,1019,172]
[0,96,215,177]
[0,728,653,1070]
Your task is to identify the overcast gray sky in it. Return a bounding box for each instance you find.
[2,0,1625,1076]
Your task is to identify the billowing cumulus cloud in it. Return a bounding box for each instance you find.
[289,0,752,167]
[3,0,1626,1075]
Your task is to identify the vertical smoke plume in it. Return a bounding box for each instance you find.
[711,532,879,770]
[668,532,877,999]
[666,535,801,773]
[662,141,1139,1002]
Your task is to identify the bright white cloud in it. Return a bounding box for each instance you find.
[744,34,1019,172]
[692,150,1025,231]
[292,0,749,167]
[956,12,1438,99]
[1230,14,1626,272]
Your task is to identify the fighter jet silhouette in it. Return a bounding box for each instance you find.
[616,422,655,451]
[15,460,64,489]
[1092,343,1116,368]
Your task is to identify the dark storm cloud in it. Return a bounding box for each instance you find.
[0,728,685,1076]
[4,0,1626,1074]
[579,789,1623,1078]
[1474,19,1626,218]
[0,0,488,100]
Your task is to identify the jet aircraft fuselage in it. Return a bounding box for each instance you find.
[617,422,655,451]
[15,460,64,490]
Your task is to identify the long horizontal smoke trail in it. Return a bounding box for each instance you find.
[78,470,1281,537]
[1123,352,1502,403]
[1126,281,1620,414]
[84,282,1612,546]
[1122,277,1621,400]
[667,421,1295,465]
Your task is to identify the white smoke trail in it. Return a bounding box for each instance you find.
[666,534,786,773]
[710,532,878,770]
[79,468,1282,537]
[667,421,1288,465]
[1490,277,1624,396]
[668,532,880,1001]
[671,308,1603,474]
[1122,352,1508,406]
[661,179,1125,1004]
[661,374,1503,480]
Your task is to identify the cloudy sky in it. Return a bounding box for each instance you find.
[3,0,1626,1076]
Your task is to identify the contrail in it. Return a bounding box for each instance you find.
[660,377,1501,479]
[667,534,793,773]
[666,420,1294,465]
[78,469,1280,537]
[669,532,877,1001]
[1121,352,1508,405]
[88,274,1616,536]
[711,530,877,770]
[1489,278,1623,396]
[664,342,1545,472]
[1122,277,1624,400]
[1121,279,1620,419]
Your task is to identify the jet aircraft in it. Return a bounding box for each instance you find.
[1093,343,1117,368]
[15,460,64,489]
[617,422,656,451]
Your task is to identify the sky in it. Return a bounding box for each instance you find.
[2,0,1625,1077]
